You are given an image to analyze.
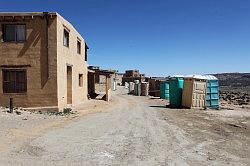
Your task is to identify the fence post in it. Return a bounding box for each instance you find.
[9,98,13,113]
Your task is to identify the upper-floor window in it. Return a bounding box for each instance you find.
[79,74,83,87]
[2,69,27,93]
[63,29,69,47]
[85,43,89,61]
[77,40,81,54]
[3,24,26,42]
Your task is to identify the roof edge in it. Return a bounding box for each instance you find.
[0,12,57,16]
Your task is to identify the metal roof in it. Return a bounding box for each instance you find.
[184,74,218,80]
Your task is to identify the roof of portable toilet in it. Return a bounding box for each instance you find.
[203,75,218,80]
[184,75,208,80]
[171,75,185,78]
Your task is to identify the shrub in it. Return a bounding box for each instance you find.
[63,108,72,114]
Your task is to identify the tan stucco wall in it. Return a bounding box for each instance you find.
[0,16,58,108]
[56,14,88,110]
[0,13,88,111]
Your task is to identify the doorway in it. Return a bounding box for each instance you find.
[67,66,72,104]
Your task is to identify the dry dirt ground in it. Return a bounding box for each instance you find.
[0,87,249,166]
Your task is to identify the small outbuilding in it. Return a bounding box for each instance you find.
[141,82,149,96]
[182,75,207,109]
[205,75,219,108]
[88,67,115,101]
[169,76,184,108]
[147,77,168,97]
[160,81,170,100]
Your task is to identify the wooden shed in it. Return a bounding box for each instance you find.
[182,75,207,109]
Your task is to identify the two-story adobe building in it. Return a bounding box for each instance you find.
[0,12,89,111]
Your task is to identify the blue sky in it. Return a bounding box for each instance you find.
[0,0,249,76]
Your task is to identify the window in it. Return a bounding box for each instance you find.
[79,74,83,87]
[2,69,27,93]
[63,29,69,47]
[77,40,81,54]
[3,24,26,42]
[85,43,89,61]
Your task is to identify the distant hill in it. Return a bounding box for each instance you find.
[213,73,250,87]
[214,73,250,105]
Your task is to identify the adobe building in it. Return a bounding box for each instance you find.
[122,69,145,85]
[146,77,169,97]
[88,66,115,101]
[0,12,89,111]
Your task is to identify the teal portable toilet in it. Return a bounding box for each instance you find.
[169,76,184,108]
[160,81,170,99]
[205,75,219,108]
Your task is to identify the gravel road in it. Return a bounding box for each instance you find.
[0,87,249,166]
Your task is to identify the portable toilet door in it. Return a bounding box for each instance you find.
[169,77,184,108]
[205,76,219,108]
[160,81,169,100]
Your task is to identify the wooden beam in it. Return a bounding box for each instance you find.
[0,65,31,68]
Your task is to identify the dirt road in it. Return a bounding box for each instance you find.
[0,87,249,165]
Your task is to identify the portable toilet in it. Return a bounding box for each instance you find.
[134,83,141,96]
[160,81,170,100]
[113,79,116,91]
[134,80,141,96]
[125,82,129,89]
[128,82,135,94]
[169,76,184,108]
[205,75,219,108]
[182,75,207,109]
[141,82,149,96]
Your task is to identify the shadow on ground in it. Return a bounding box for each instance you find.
[149,105,166,108]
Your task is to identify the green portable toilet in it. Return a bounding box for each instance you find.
[160,81,170,100]
[204,75,219,109]
[169,76,184,108]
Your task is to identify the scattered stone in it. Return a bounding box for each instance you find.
[15,111,22,115]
